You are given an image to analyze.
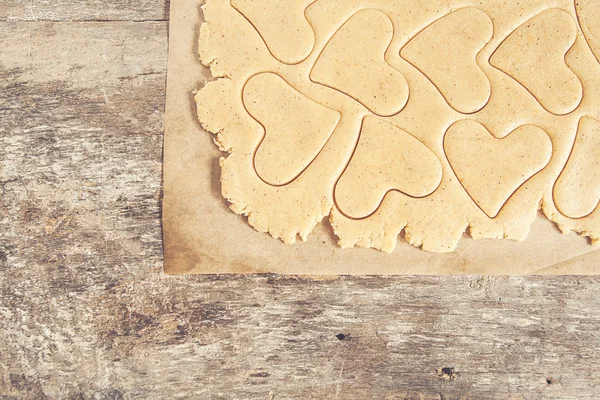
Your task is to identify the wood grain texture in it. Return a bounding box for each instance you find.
[0,0,170,21]
[2,3,600,399]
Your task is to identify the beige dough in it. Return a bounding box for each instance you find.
[196,0,600,253]
[489,9,583,116]
[335,116,442,219]
[576,0,600,64]
[553,117,600,219]
[230,0,317,64]
[400,7,493,114]
[245,72,341,186]
[310,9,409,117]
[444,121,552,218]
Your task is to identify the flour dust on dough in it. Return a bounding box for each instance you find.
[196,0,600,253]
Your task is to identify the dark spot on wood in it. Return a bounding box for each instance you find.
[175,324,188,340]
[547,378,553,385]
[437,367,458,381]
[250,372,270,378]
[336,333,346,340]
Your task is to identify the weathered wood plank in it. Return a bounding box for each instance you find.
[0,20,167,397]
[0,0,169,21]
[2,17,600,400]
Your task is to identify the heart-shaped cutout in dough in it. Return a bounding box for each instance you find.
[444,120,552,218]
[576,0,600,64]
[231,0,317,65]
[554,117,600,219]
[335,116,442,219]
[310,9,409,117]
[490,9,583,116]
[401,7,493,114]
[244,73,341,186]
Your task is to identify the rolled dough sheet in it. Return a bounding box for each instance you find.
[163,0,600,274]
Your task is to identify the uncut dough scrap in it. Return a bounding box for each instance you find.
[196,0,600,253]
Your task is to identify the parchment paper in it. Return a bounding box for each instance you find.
[163,0,600,275]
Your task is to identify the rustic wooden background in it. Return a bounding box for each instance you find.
[2,1,600,399]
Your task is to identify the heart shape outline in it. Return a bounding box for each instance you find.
[444,120,553,218]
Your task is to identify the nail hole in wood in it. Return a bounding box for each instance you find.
[437,367,458,381]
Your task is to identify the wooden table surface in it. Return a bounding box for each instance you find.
[2,1,600,399]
